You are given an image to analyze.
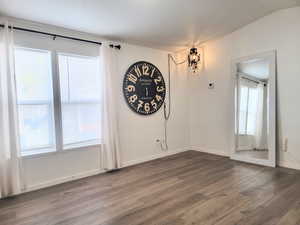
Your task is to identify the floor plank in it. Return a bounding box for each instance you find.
[1,150,300,225]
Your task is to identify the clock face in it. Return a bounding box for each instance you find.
[123,61,166,115]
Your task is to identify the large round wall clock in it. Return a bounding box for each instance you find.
[123,61,166,115]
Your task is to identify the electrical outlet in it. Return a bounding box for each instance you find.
[156,139,161,147]
[156,139,167,151]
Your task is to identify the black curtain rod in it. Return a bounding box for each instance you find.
[241,76,259,84]
[0,24,121,49]
[241,76,266,86]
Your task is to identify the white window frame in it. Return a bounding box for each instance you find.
[14,47,101,157]
[14,47,57,156]
[57,52,101,150]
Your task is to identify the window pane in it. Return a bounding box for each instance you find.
[58,55,101,102]
[15,48,53,102]
[14,48,55,152]
[58,54,101,148]
[61,104,101,145]
[18,105,54,150]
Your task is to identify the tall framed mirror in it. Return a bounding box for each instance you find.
[231,51,276,167]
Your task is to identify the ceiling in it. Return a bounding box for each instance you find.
[238,59,270,80]
[0,0,299,51]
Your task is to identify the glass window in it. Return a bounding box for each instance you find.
[58,54,101,148]
[14,48,55,153]
[14,47,101,156]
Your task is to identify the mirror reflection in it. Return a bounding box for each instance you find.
[236,58,269,160]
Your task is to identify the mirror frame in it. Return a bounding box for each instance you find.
[231,50,276,167]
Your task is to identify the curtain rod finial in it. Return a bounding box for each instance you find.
[109,44,121,50]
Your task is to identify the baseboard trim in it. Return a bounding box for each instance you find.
[122,147,190,168]
[24,168,105,193]
[278,161,300,170]
[189,146,229,157]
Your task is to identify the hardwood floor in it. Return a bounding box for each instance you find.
[1,150,300,225]
[236,149,269,160]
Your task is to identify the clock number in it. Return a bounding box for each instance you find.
[134,66,142,77]
[155,94,163,102]
[145,87,149,97]
[144,103,150,112]
[151,99,157,109]
[128,73,137,84]
[154,76,162,85]
[142,64,150,75]
[129,95,138,103]
[126,85,135,92]
[150,68,156,78]
[137,100,144,111]
[157,86,165,92]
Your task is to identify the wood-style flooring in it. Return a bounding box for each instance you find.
[1,150,300,225]
[236,149,269,160]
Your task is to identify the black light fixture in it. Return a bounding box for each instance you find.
[188,47,201,73]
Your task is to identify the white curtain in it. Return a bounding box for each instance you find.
[254,83,265,149]
[99,44,121,170]
[238,77,266,151]
[0,24,22,198]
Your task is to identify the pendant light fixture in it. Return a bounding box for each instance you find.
[188,47,201,73]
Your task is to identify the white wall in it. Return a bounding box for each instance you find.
[118,45,190,165]
[3,18,189,191]
[189,7,300,169]
[3,6,300,193]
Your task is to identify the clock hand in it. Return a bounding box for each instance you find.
[146,87,148,97]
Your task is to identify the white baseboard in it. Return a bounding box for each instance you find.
[122,147,190,167]
[24,168,105,193]
[189,146,229,157]
[278,160,300,170]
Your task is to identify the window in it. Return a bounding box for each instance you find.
[14,47,101,155]
[15,48,56,154]
[58,54,101,149]
[238,80,259,135]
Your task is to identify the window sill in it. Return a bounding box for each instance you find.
[63,140,101,151]
[21,148,56,158]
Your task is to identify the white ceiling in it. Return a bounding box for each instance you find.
[0,0,299,51]
[238,59,270,80]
